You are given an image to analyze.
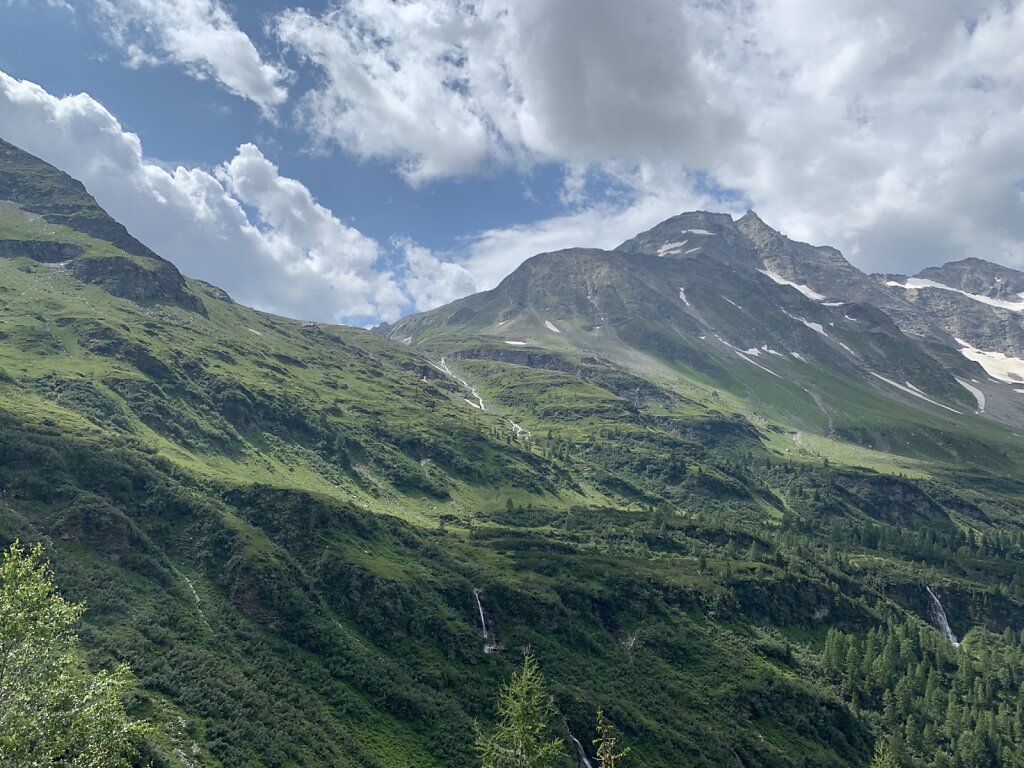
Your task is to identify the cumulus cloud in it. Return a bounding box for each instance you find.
[274,0,1024,280]
[274,0,738,184]
[92,0,289,113]
[0,71,441,323]
[702,0,1024,274]
[394,238,478,312]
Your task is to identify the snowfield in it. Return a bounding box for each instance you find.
[955,339,1024,383]
[886,278,1024,312]
[758,268,826,302]
[657,241,688,256]
[870,373,961,414]
[955,378,986,412]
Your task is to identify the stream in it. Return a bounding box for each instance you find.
[438,357,485,410]
[926,586,959,646]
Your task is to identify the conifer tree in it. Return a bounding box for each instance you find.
[476,652,566,768]
[869,740,900,768]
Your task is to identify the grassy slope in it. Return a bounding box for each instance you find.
[1,187,1024,767]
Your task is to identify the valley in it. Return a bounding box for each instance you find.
[1,138,1024,767]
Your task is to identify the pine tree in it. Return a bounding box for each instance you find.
[869,740,900,768]
[476,652,567,768]
[0,541,144,766]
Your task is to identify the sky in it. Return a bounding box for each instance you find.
[0,0,1022,326]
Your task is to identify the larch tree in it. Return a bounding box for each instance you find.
[476,651,567,768]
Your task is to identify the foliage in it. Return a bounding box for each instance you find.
[0,541,142,767]
[594,709,630,768]
[476,653,567,768]
[870,741,900,768]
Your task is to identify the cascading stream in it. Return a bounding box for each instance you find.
[569,733,593,768]
[473,588,489,640]
[438,357,485,410]
[926,586,960,646]
[473,589,502,653]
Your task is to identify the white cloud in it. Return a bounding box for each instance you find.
[92,0,288,113]
[394,238,478,312]
[701,0,1024,274]
[4,0,73,9]
[461,166,730,289]
[0,71,426,323]
[274,0,738,184]
[273,0,1024,282]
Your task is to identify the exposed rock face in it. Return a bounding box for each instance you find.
[67,256,206,314]
[0,137,204,314]
[0,138,162,262]
[919,258,1024,299]
[0,239,84,262]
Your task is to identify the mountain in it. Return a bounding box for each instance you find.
[386,209,1024,441]
[3,139,1024,768]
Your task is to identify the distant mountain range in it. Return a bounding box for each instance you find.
[385,209,1024,437]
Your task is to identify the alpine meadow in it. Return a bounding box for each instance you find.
[2,133,1024,767]
[3,2,1024,767]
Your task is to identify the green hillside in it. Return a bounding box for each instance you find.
[2,139,1024,768]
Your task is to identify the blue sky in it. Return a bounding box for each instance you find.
[1,0,1022,325]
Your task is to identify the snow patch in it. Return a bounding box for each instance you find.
[658,241,688,256]
[955,378,986,412]
[762,345,784,357]
[758,268,826,301]
[822,301,845,307]
[887,279,1024,312]
[724,298,742,309]
[838,341,855,354]
[716,336,781,378]
[544,320,561,334]
[504,340,527,346]
[791,352,806,361]
[955,339,1024,383]
[870,373,962,413]
[782,309,827,336]
[1015,389,1024,394]
[682,228,715,236]
[684,247,701,254]
[247,328,263,336]
[801,319,827,336]
[678,287,690,306]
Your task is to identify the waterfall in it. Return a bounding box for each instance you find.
[570,734,595,768]
[438,358,485,410]
[926,586,959,646]
[474,589,502,653]
[473,589,489,639]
